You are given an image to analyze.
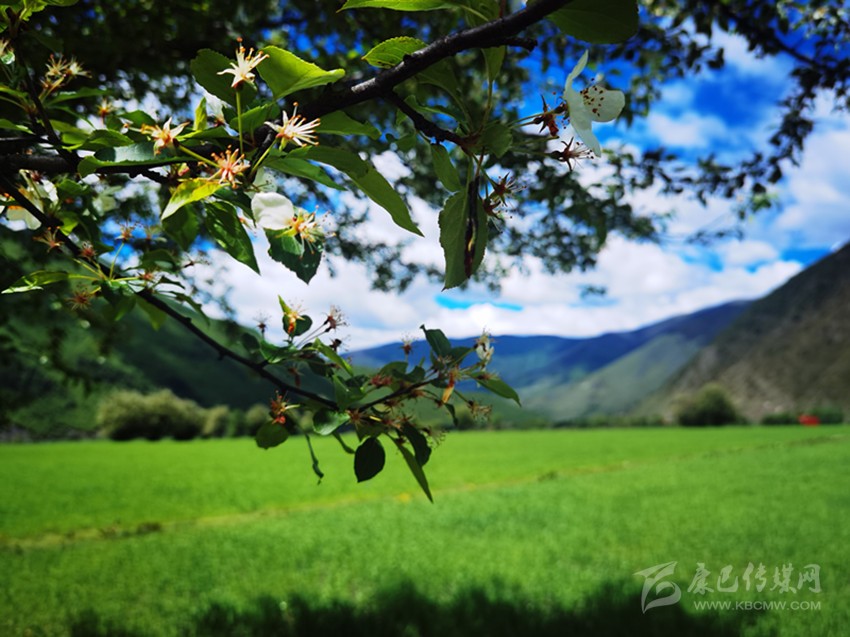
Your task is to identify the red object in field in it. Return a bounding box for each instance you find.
[798,414,820,426]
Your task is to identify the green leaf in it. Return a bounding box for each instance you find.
[45,87,108,105]
[78,142,186,177]
[304,146,422,236]
[162,178,221,220]
[395,440,433,502]
[362,36,426,68]
[313,339,353,376]
[257,46,344,99]
[190,48,257,106]
[417,62,464,111]
[477,121,512,158]
[256,421,289,449]
[162,207,200,251]
[439,192,469,290]
[420,325,452,358]
[55,178,88,198]
[333,376,367,410]
[241,332,261,355]
[484,46,506,83]
[475,374,521,405]
[73,129,134,151]
[2,270,69,294]
[342,0,457,10]
[100,284,136,321]
[430,144,462,192]
[313,410,350,436]
[549,0,639,44]
[378,360,408,378]
[401,422,431,467]
[438,189,487,289]
[120,110,157,128]
[266,230,323,283]
[0,118,30,132]
[317,111,380,139]
[229,102,280,135]
[205,202,259,273]
[193,97,207,132]
[278,296,314,337]
[259,340,293,364]
[266,157,343,190]
[137,297,167,330]
[354,437,386,482]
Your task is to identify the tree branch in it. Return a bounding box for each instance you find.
[0,172,337,409]
[299,0,572,120]
[386,91,465,146]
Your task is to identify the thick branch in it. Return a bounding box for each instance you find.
[0,153,173,184]
[299,0,572,120]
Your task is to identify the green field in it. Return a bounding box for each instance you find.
[1,427,848,636]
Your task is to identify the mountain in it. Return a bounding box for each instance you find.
[646,242,850,421]
[350,301,750,422]
[2,304,273,436]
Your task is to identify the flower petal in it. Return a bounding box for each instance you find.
[252,192,295,231]
[581,85,625,123]
[563,51,589,97]
[571,115,602,157]
[6,208,42,230]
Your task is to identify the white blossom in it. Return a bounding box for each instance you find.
[562,51,625,156]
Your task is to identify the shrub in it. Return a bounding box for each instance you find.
[97,389,206,441]
[761,411,798,425]
[234,403,271,437]
[677,384,742,427]
[808,405,844,425]
[202,405,232,438]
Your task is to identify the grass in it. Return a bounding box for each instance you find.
[1,426,848,636]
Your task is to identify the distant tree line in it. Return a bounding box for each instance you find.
[96,390,279,441]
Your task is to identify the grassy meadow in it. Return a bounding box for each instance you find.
[1,426,848,636]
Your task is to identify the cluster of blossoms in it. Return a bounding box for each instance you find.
[484,174,522,219]
[41,54,88,97]
[269,392,297,426]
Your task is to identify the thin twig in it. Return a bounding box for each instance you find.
[386,91,465,146]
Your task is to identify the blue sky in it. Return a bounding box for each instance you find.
[204,29,850,350]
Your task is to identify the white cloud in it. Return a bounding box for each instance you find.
[645,111,728,149]
[716,239,779,268]
[770,118,850,248]
[713,31,794,79]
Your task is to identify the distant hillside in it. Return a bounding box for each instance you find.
[2,304,273,435]
[351,301,749,422]
[647,243,850,421]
